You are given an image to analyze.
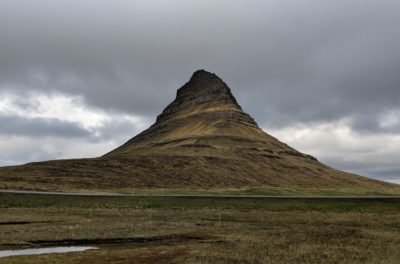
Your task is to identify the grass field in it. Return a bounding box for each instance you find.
[1,193,400,263]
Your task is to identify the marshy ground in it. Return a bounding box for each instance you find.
[0,193,400,263]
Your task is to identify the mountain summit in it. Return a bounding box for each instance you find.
[157,69,242,123]
[0,70,395,192]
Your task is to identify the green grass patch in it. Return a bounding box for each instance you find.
[1,193,400,212]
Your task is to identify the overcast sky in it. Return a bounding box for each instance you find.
[1,0,399,184]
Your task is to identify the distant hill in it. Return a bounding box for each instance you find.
[0,70,397,193]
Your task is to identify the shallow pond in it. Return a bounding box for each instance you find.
[0,246,97,258]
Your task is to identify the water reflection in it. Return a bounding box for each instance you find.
[0,246,97,258]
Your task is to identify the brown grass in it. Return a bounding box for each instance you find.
[0,194,399,263]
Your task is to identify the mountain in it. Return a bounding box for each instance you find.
[0,70,396,193]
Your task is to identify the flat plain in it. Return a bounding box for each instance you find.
[1,193,400,264]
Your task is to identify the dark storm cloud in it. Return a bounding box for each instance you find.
[1,0,399,132]
[0,115,90,138]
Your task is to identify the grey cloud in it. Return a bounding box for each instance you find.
[0,115,90,138]
[0,151,45,167]
[0,114,147,142]
[349,115,400,135]
[96,120,144,141]
[363,169,400,181]
[325,158,400,182]
[11,97,41,112]
[0,0,399,133]
[86,118,149,144]
[349,115,383,134]
[0,147,57,167]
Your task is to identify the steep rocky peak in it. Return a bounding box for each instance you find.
[185,69,223,86]
[177,69,235,99]
[156,70,242,122]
